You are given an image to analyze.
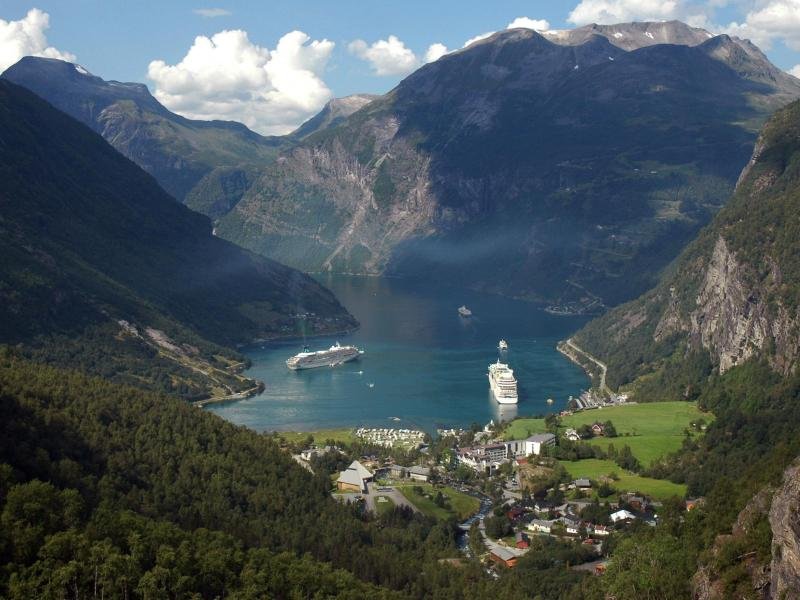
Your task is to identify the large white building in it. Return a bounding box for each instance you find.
[457,434,556,473]
[505,433,556,458]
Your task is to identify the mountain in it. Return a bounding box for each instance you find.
[1,57,284,207]
[292,94,379,139]
[0,79,355,400]
[574,98,800,396]
[569,100,800,599]
[544,20,717,51]
[211,22,800,311]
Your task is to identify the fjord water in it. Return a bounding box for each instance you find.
[207,276,590,433]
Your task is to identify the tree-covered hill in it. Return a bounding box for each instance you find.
[574,99,800,398]
[0,79,355,399]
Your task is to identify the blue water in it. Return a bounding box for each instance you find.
[206,275,591,433]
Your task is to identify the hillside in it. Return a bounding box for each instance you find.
[1,57,284,210]
[567,98,800,600]
[574,99,800,397]
[0,79,355,400]
[214,22,800,311]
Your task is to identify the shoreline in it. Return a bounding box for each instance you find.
[556,337,610,396]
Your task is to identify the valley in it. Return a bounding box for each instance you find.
[2,8,800,599]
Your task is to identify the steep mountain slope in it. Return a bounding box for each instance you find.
[0,79,355,399]
[1,57,284,207]
[215,23,800,310]
[292,94,379,139]
[574,99,800,395]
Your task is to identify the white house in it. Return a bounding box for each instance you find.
[610,509,636,524]
[528,519,555,534]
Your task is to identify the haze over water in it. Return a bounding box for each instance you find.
[207,275,590,433]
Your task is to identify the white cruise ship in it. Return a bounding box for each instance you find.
[286,342,363,370]
[488,360,518,404]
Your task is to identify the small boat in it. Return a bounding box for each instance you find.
[458,305,472,317]
[547,398,554,405]
[498,339,508,351]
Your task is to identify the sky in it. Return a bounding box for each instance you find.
[2,0,800,135]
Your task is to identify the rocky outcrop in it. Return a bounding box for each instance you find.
[769,461,800,598]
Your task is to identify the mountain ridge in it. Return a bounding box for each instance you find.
[215,23,800,310]
[2,57,284,203]
[0,78,355,400]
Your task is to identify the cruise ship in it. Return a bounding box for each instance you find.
[488,360,518,404]
[286,342,363,370]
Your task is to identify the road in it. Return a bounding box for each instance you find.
[565,338,610,395]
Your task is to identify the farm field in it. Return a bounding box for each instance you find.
[503,402,712,466]
[396,483,480,521]
[560,459,687,500]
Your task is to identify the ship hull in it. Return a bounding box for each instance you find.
[287,352,360,370]
[490,383,518,404]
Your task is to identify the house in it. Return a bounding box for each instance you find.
[506,507,526,522]
[389,464,407,479]
[573,478,592,489]
[528,519,555,534]
[408,465,431,482]
[562,516,581,535]
[589,524,611,537]
[336,460,374,493]
[621,493,649,512]
[515,531,530,549]
[591,422,606,436]
[489,546,518,568]
[564,428,581,442]
[610,509,636,524]
[300,445,337,461]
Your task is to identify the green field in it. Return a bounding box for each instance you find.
[396,484,480,521]
[503,402,712,466]
[561,459,687,500]
[277,428,356,445]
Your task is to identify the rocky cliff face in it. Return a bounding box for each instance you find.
[691,460,800,600]
[575,100,800,390]
[291,94,379,139]
[217,23,800,309]
[769,461,800,598]
[653,236,798,374]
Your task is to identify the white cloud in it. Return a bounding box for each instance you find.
[507,17,552,31]
[348,35,420,76]
[722,0,800,51]
[567,0,681,25]
[463,32,494,48]
[424,42,449,63]
[0,8,75,72]
[148,29,334,135]
[790,64,800,77]
[193,8,231,18]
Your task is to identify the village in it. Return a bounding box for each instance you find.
[290,409,704,575]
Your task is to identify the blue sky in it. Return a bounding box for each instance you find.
[2,1,800,134]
